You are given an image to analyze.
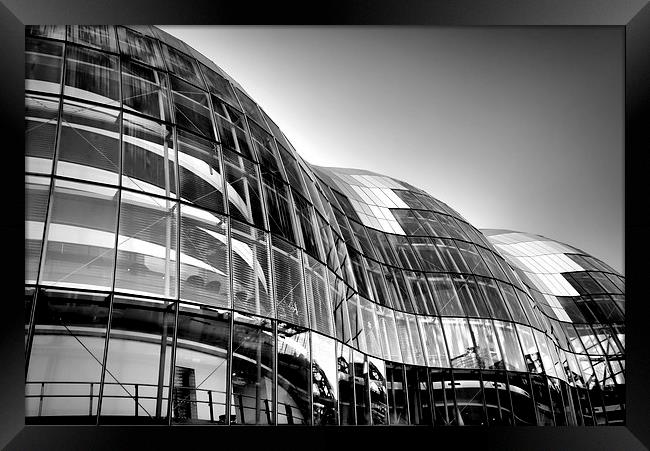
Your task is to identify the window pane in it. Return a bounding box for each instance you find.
[430,273,464,316]
[223,149,265,228]
[312,333,338,425]
[494,321,526,372]
[468,318,503,370]
[122,114,177,197]
[201,66,238,107]
[179,205,229,307]
[482,370,513,425]
[170,76,214,139]
[101,296,175,421]
[277,323,311,424]
[25,94,59,174]
[409,237,446,272]
[177,130,224,213]
[476,276,511,321]
[304,255,333,337]
[26,290,109,419]
[337,342,355,425]
[272,238,308,328]
[213,96,254,160]
[406,366,433,425]
[368,357,388,425]
[453,369,487,426]
[353,351,370,425]
[67,25,117,52]
[517,325,544,374]
[64,45,120,106]
[451,274,488,317]
[231,220,274,317]
[122,60,172,121]
[508,372,536,425]
[56,101,121,185]
[173,305,230,424]
[40,180,118,290]
[263,176,297,243]
[531,374,554,425]
[25,176,50,284]
[115,191,178,298]
[386,362,408,424]
[25,38,63,94]
[418,316,450,368]
[442,317,474,369]
[161,44,204,88]
[430,369,458,425]
[117,26,163,68]
[375,305,401,362]
[26,25,66,40]
[235,87,266,129]
[232,313,275,424]
[293,192,321,260]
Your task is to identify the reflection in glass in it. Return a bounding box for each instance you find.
[337,342,355,425]
[179,205,229,307]
[161,43,205,88]
[277,323,311,424]
[122,60,172,121]
[418,316,450,368]
[482,370,513,425]
[430,369,457,425]
[386,362,408,424]
[368,357,388,425]
[442,317,475,369]
[353,351,370,425]
[453,369,487,426]
[25,38,64,94]
[312,333,338,425]
[494,321,526,372]
[56,101,121,185]
[272,238,308,328]
[25,94,59,174]
[117,26,164,68]
[304,255,334,337]
[231,220,274,317]
[40,180,118,290]
[170,76,214,139]
[468,318,503,370]
[25,176,50,284]
[114,191,178,298]
[177,129,224,212]
[406,366,433,425]
[101,296,175,421]
[26,290,109,420]
[223,149,265,228]
[508,372,537,425]
[531,374,554,425]
[67,25,117,52]
[64,45,120,106]
[171,305,230,424]
[231,313,275,424]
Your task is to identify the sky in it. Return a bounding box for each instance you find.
[159,26,624,274]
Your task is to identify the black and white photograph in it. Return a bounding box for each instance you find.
[2,1,650,449]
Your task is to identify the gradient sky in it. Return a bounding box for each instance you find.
[159,26,624,273]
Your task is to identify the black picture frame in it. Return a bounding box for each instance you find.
[1,1,648,449]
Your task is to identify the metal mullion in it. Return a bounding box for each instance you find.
[402,364,411,425]
[272,319,278,425]
[425,367,435,427]
[226,310,234,425]
[95,292,116,424]
[166,300,179,425]
[24,288,39,377]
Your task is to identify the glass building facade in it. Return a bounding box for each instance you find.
[24,25,625,426]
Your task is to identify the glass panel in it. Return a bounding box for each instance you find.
[26,25,66,40]
[431,273,464,316]
[67,25,117,52]
[213,96,254,160]
[122,114,177,197]
[201,66,238,107]
[304,255,333,337]
[476,276,511,321]
[337,342,355,425]
[277,323,311,425]
[294,192,322,260]
[353,351,370,425]
[231,313,275,425]
[312,333,338,425]
[121,60,172,121]
[368,357,388,425]
[403,271,434,315]
[223,149,265,228]
[453,369,487,426]
[493,321,527,372]
[375,305,401,362]
[394,311,414,364]
[277,145,308,199]
[161,44,204,88]
[25,37,64,94]
[173,305,230,424]
[498,282,528,324]
[430,369,458,425]
[251,121,284,179]
[40,180,118,290]
[442,317,475,369]
[117,26,163,68]
[272,238,308,328]
[231,220,274,317]
[346,293,366,352]
[263,176,297,243]
[114,191,178,298]
[383,266,413,313]
[56,101,121,185]
[508,372,537,425]
[26,290,109,419]
[170,76,214,139]
[330,275,350,343]
[64,45,120,106]
[548,378,567,426]
[101,296,175,421]
[25,94,59,175]
[531,374,554,425]
[406,366,433,425]
[25,176,50,284]
[482,370,513,425]
[468,318,503,370]
[360,297,383,358]
[451,274,488,317]
[179,205,229,307]
[235,87,266,129]
[177,129,224,212]
[386,362,408,424]
[517,325,544,374]
[418,316,450,368]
